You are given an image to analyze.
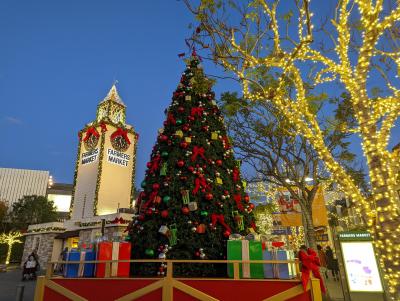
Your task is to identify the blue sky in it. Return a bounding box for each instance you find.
[0,0,231,184]
[0,1,398,186]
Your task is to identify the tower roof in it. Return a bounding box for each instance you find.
[100,84,125,107]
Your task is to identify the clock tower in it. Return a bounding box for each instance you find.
[70,84,137,220]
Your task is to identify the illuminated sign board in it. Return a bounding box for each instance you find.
[339,231,383,293]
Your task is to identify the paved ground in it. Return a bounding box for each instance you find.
[0,268,37,301]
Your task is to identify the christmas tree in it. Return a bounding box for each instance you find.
[128,52,257,277]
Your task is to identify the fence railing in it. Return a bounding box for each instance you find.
[34,259,323,301]
[45,258,301,280]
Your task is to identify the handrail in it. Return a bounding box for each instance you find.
[49,259,299,264]
[46,258,301,281]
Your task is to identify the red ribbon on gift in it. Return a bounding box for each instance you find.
[191,107,204,118]
[234,194,244,211]
[299,248,326,294]
[167,113,176,125]
[192,174,209,195]
[83,127,100,141]
[211,213,231,233]
[111,128,131,144]
[191,146,206,162]
[99,122,107,133]
[232,167,240,182]
[149,154,161,174]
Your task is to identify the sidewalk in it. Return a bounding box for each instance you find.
[0,268,37,301]
[325,277,344,301]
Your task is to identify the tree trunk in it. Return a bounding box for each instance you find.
[302,206,317,250]
[365,143,400,300]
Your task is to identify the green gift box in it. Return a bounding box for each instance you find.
[227,240,264,279]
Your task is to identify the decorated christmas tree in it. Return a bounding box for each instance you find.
[128,52,257,277]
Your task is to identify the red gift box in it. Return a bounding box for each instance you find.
[96,241,113,278]
[112,241,131,277]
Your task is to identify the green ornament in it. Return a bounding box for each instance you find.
[163,196,171,203]
[161,151,169,158]
[160,162,168,176]
[145,249,155,257]
[200,210,209,217]
[176,119,183,125]
[125,236,131,241]
[141,181,147,188]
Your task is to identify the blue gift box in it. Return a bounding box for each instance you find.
[81,250,95,277]
[263,251,274,278]
[262,250,296,279]
[64,250,80,278]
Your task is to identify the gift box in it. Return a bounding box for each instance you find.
[227,240,264,279]
[95,241,113,278]
[263,250,296,279]
[111,241,131,277]
[78,250,95,277]
[64,250,80,278]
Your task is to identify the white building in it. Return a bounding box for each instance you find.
[0,167,49,209]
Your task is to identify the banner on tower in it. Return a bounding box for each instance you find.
[107,148,130,167]
[81,149,99,165]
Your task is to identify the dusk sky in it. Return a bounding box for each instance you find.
[1,1,398,186]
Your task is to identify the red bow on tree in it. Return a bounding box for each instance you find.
[167,113,176,125]
[211,213,232,233]
[191,146,206,162]
[234,194,244,212]
[83,127,100,141]
[192,174,209,194]
[222,136,231,149]
[111,128,131,144]
[232,167,240,182]
[99,122,107,133]
[191,107,204,118]
[149,154,161,174]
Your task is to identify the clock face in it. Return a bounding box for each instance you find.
[84,134,99,151]
[111,135,129,152]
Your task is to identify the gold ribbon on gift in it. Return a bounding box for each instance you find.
[242,240,250,278]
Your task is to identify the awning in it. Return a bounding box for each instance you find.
[55,230,80,239]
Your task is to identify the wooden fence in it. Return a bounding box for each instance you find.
[34,259,322,301]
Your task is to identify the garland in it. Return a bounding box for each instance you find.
[93,130,106,216]
[129,133,139,208]
[27,227,65,233]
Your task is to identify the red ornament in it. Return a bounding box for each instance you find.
[182,124,190,132]
[205,193,213,201]
[146,162,152,168]
[201,125,209,132]
[177,160,185,168]
[146,209,153,216]
[178,106,185,113]
[216,159,223,166]
[187,166,195,172]
[152,183,160,190]
[249,203,255,209]
[244,195,250,203]
[180,141,188,149]
[196,224,206,234]
[223,230,231,238]
[137,214,145,221]
[195,251,200,257]
[187,116,195,122]
[159,135,168,142]
[161,210,169,218]
[181,207,190,215]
